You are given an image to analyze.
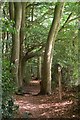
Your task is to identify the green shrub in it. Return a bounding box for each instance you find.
[2,59,18,118]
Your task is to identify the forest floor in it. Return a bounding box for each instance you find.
[14,80,79,119]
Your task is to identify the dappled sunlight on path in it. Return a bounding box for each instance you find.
[14,80,79,118]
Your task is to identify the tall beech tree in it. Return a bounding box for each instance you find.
[7,2,78,92]
[40,2,65,95]
[18,3,26,89]
[9,2,42,89]
[9,2,22,88]
[13,2,22,88]
[9,2,15,63]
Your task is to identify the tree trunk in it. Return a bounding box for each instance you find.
[40,2,65,95]
[37,56,42,80]
[12,2,22,88]
[2,32,7,54]
[9,2,14,20]
[18,2,26,88]
[31,4,34,23]
[58,66,62,100]
[9,2,15,63]
[5,32,9,54]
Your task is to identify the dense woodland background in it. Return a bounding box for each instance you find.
[1,2,80,118]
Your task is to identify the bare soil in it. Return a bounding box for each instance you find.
[14,80,79,119]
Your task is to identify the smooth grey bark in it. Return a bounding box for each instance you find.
[37,56,42,80]
[14,2,22,88]
[9,2,26,89]
[9,2,14,20]
[40,2,65,95]
[11,2,22,88]
[18,3,26,88]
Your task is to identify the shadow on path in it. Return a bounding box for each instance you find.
[14,80,79,118]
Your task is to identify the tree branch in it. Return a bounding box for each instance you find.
[25,42,45,54]
[68,16,80,22]
[27,8,54,26]
[59,12,72,32]
[59,14,80,32]
[23,45,44,61]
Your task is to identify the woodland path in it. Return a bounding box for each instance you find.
[14,80,79,119]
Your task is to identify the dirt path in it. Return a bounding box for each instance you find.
[14,80,79,118]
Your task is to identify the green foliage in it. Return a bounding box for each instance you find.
[24,60,33,84]
[25,2,79,87]
[2,60,16,96]
[51,3,78,86]
[1,3,19,118]
[2,59,18,118]
[64,2,78,15]
[1,3,79,117]
[25,3,55,50]
[25,24,48,49]
[1,17,16,33]
[2,97,19,118]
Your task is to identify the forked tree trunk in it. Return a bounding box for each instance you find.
[9,2,26,89]
[40,2,65,95]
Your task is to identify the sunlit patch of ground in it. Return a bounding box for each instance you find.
[14,80,79,118]
[30,80,41,85]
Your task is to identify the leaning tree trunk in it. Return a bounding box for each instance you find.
[40,2,65,95]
